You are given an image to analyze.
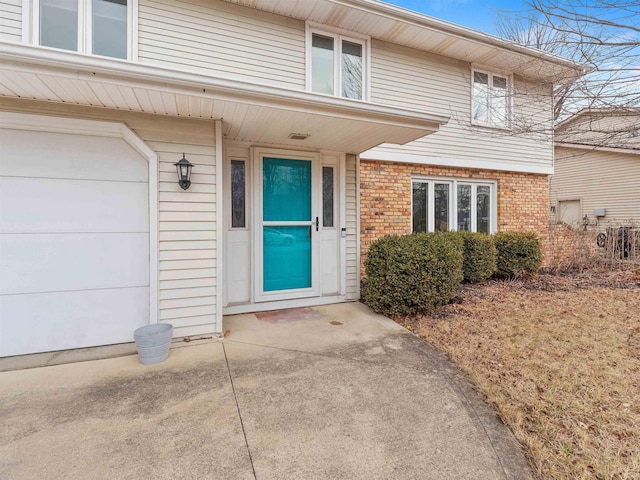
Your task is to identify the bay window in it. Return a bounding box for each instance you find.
[36,0,132,60]
[412,178,496,234]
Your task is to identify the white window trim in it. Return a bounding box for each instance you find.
[471,66,512,130]
[305,21,370,101]
[411,176,498,234]
[28,0,137,61]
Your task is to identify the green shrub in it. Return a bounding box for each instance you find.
[456,231,497,282]
[493,231,543,278]
[362,232,463,316]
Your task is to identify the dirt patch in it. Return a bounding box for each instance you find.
[402,271,640,480]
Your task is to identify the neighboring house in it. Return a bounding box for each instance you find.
[552,108,640,227]
[0,0,583,357]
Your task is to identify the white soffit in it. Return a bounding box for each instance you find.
[223,0,587,82]
[0,43,448,153]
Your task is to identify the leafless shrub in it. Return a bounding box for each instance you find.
[546,220,640,272]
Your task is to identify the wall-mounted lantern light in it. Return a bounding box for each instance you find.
[174,153,193,190]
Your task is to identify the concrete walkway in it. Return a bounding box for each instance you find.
[0,303,532,480]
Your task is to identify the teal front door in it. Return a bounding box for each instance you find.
[259,156,318,298]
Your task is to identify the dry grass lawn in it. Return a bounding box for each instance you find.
[407,271,640,480]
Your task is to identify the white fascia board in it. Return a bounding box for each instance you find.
[360,149,554,175]
[0,42,449,131]
[555,142,640,156]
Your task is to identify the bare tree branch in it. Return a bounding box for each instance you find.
[493,0,639,147]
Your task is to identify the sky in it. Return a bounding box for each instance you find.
[385,0,532,36]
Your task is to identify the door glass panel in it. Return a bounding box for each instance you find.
[40,0,78,51]
[263,226,312,291]
[457,184,471,231]
[342,40,362,99]
[93,0,128,59]
[477,185,491,233]
[231,160,245,228]
[322,166,334,227]
[312,34,334,95]
[263,158,311,222]
[412,182,427,232]
[434,183,449,232]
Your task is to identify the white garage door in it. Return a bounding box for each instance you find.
[0,126,150,357]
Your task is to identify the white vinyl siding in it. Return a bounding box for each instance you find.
[0,99,220,335]
[366,39,553,172]
[0,0,22,41]
[137,0,305,89]
[345,153,359,301]
[552,147,640,224]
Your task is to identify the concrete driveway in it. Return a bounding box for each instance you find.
[0,303,531,480]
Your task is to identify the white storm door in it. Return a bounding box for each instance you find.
[254,152,321,302]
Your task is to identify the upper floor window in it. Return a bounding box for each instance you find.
[472,68,510,129]
[412,178,496,234]
[307,25,368,101]
[37,0,132,60]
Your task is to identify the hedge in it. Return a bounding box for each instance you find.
[493,231,543,278]
[454,231,497,283]
[362,232,463,316]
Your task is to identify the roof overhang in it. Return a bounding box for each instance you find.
[0,42,449,153]
[223,0,588,82]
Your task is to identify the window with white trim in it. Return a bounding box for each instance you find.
[36,0,133,60]
[472,69,510,129]
[412,178,496,234]
[308,26,368,100]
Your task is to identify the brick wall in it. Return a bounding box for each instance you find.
[360,160,551,270]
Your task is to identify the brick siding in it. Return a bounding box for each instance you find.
[359,159,551,271]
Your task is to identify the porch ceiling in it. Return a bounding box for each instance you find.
[0,43,448,153]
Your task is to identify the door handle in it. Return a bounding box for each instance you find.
[315,217,319,232]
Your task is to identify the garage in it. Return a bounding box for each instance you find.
[0,114,155,357]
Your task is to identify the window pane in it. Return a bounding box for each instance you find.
[434,183,449,232]
[493,76,507,89]
[412,182,427,232]
[342,40,363,99]
[93,0,128,59]
[40,0,78,51]
[473,72,489,123]
[263,158,311,222]
[322,167,334,227]
[477,185,491,234]
[492,75,508,127]
[312,34,334,95]
[231,160,246,228]
[457,184,471,231]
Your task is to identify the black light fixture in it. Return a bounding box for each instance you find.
[174,153,193,190]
